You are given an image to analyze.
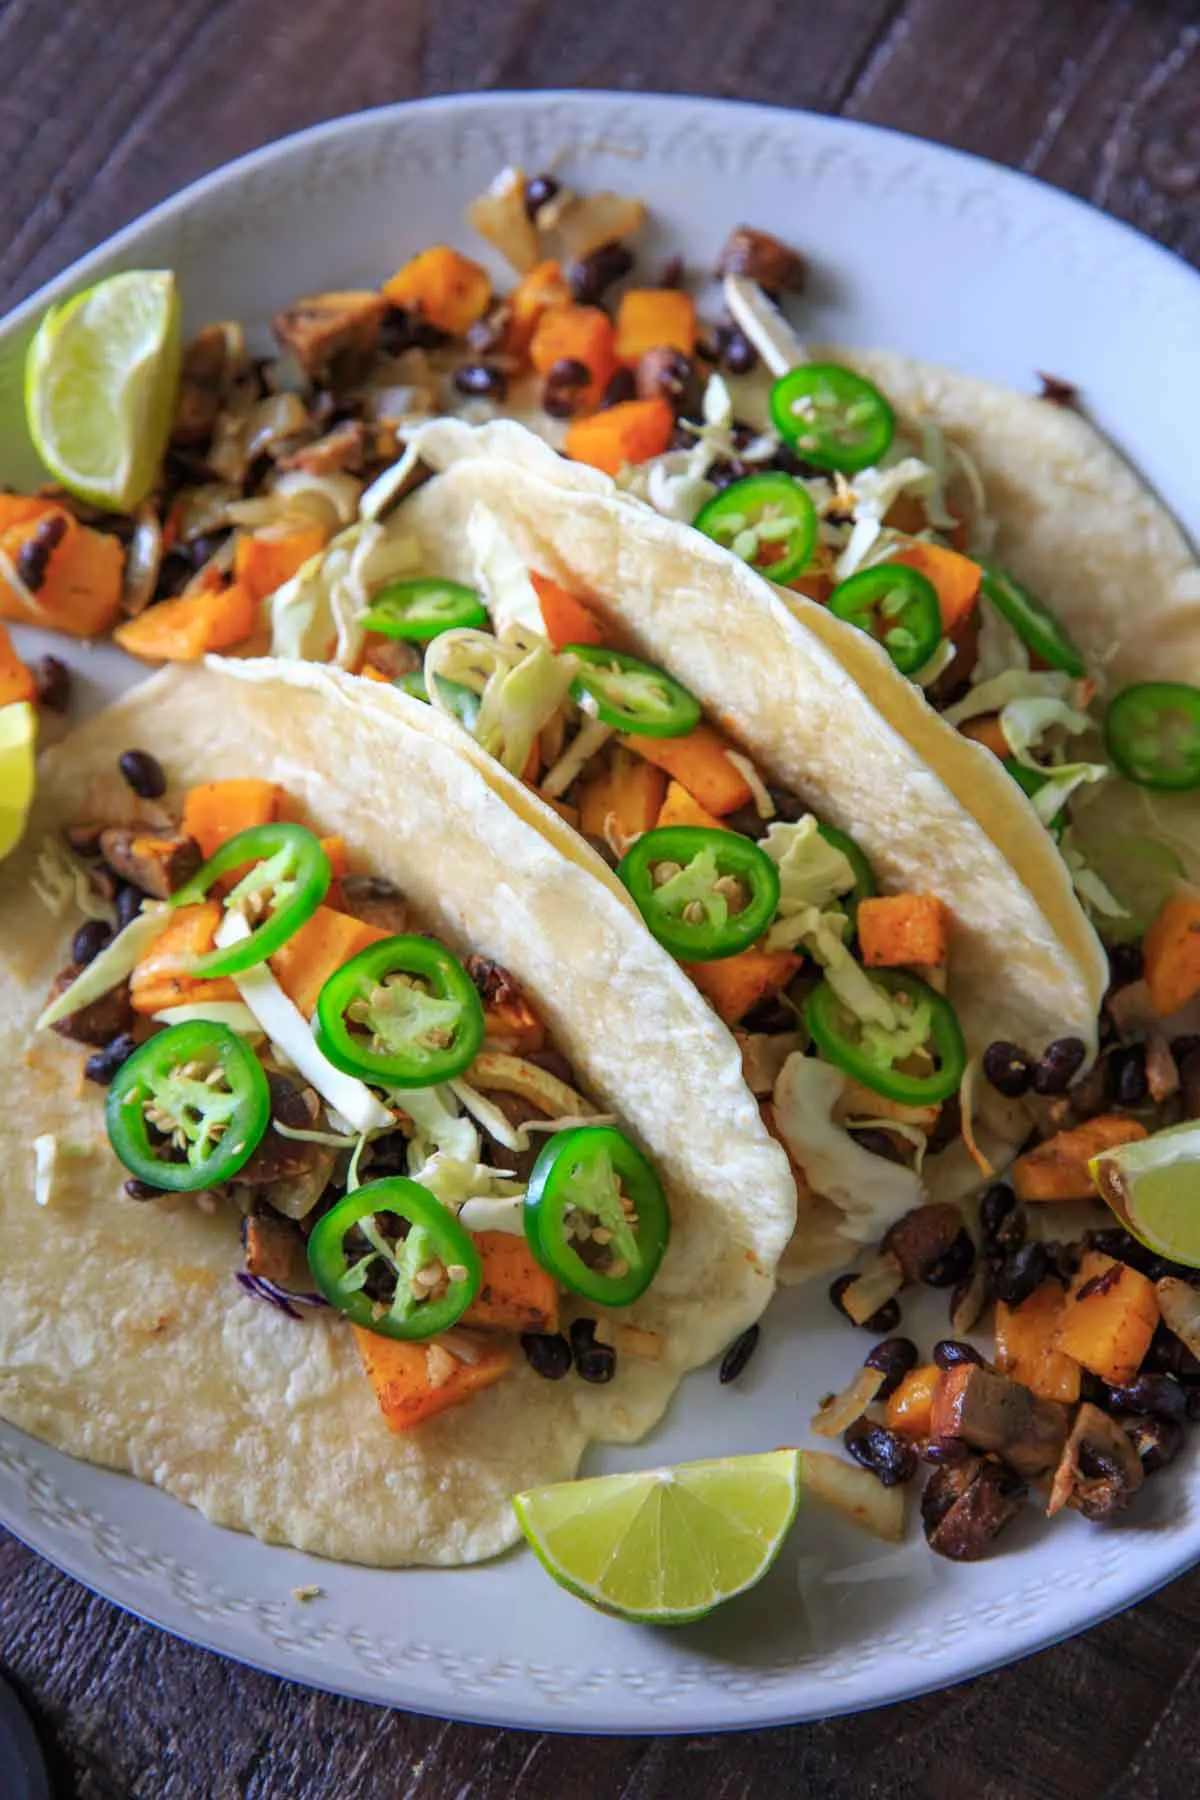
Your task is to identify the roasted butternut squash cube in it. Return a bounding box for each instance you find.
[1055,1252,1159,1387]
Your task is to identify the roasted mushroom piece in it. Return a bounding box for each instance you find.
[97,827,201,899]
[271,290,388,385]
[922,1455,1027,1560]
[715,225,807,295]
[46,965,133,1047]
[1047,1402,1145,1521]
[930,1363,1069,1476]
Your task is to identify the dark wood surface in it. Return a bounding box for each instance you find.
[3,1,1199,1793]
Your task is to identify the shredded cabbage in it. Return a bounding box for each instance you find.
[831,461,938,580]
[31,838,115,925]
[914,639,957,690]
[468,504,545,637]
[398,1086,480,1167]
[407,1152,526,1234]
[762,817,857,913]
[152,1001,265,1035]
[772,1055,924,1242]
[36,902,170,1030]
[944,668,1076,727]
[33,1134,57,1207]
[424,628,576,774]
[722,276,806,377]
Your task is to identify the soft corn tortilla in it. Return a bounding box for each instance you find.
[0,661,794,1567]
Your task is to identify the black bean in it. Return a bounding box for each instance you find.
[600,367,637,409]
[994,1241,1049,1307]
[847,1127,911,1166]
[542,357,592,418]
[115,884,143,929]
[123,1177,164,1200]
[71,919,113,966]
[16,512,68,590]
[1079,1370,1111,1410]
[1108,1373,1188,1421]
[33,654,71,713]
[843,1418,919,1487]
[118,748,166,799]
[1146,1324,1200,1382]
[980,1184,1017,1244]
[719,1324,760,1385]
[933,1339,983,1371]
[923,1230,975,1289]
[569,241,635,305]
[1112,1044,1149,1107]
[569,1317,596,1358]
[1032,1036,1087,1096]
[827,1274,900,1333]
[576,1343,617,1385]
[1106,941,1143,991]
[707,457,752,491]
[453,361,508,400]
[1128,1415,1184,1475]
[722,328,759,376]
[524,173,560,221]
[1172,1035,1200,1064]
[1187,1388,1200,1422]
[521,1331,572,1380]
[635,347,696,410]
[981,1041,1032,1097]
[863,1336,918,1399]
[924,1436,972,1466]
[659,254,685,289]
[84,1031,138,1086]
[1087,1226,1159,1279]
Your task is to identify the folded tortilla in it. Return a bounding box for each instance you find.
[0,660,794,1566]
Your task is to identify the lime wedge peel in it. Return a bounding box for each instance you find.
[513,1449,801,1625]
[25,269,181,513]
[0,700,37,862]
[1091,1123,1200,1268]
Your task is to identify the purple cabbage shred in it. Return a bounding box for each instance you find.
[235,1272,329,1320]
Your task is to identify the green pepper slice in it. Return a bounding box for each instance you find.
[817,823,877,926]
[769,364,895,474]
[396,668,483,731]
[1105,681,1200,792]
[804,970,966,1105]
[566,644,702,738]
[978,561,1086,677]
[308,1178,481,1340]
[106,1020,270,1192]
[524,1125,669,1307]
[360,578,489,642]
[616,825,781,963]
[172,823,330,978]
[314,934,485,1088]
[693,473,817,584]
[828,563,944,677]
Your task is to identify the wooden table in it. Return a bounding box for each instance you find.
[3,1,1199,1793]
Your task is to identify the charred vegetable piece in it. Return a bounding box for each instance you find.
[98,827,201,899]
[857,892,948,968]
[929,1363,1068,1476]
[978,560,1086,678]
[314,934,484,1088]
[524,1125,669,1307]
[1105,680,1200,792]
[617,824,781,962]
[270,289,386,382]
[1055,1251,1159,1387]
[353,1325,512,1432]
[567,645,702,738]
[922,1456,1027,1561]
[1047,1401,1144,1521]
[106,1020,270,1192]
[769,364,895,473]
[828,563,944,677]
[693,473,817,585]
[805,971,966,1105]
[171,823,330,977]
[686,947,802,1026]
[1143,890,1200,1015]
[309,1179,481,1341]
[1011,1115,1148,1203]
[360,578,488,642]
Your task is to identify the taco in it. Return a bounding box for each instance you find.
[0,658,794,1566]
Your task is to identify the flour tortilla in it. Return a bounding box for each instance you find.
[0,661,794,1567]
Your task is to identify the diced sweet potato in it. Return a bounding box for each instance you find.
[271,290,386,381]
[113,581,257,661]
[578,747,667,842]
[0,622,35,705]
[1143,889,1200,1018]
[885,1363,941,1437]
[129,902,241,1014]
[0,495,61,533]
[994,1281,1081,1404]
[1012,1115,1148,1203]
[654,778,728,834]
[685,948,803,1026]
[1055,1251,1160,1387]
[234,527,327,603]
[480,988,546,1056]
[353,1327,513,1432]
[509,259,574,359]
[530,304,618,407]
[622,725,752,816]
[462,1233,559,1334]
[959,714,1008,759]
[614,289,697,364]
[857,893,949,969]
[529,571,606,649]
[0,512,123,638]
[383,247,491,336]
[181,780,284,861]
[888,541,982,634]
[269,905,389,1018]
[564,398,674,475]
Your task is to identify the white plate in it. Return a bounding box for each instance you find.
[2,91,1198,1734]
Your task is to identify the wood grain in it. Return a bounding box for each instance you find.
[2,0,1199,1793]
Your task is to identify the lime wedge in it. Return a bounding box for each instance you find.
[513,1449,801,1624]
[0,700,37,861]
[25,269,181,512]
[1092,1122,1200,1266]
